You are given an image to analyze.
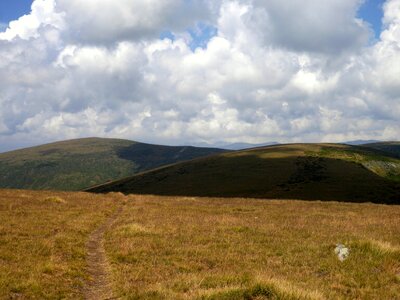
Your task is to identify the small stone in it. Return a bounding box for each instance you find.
[335,244,350,261]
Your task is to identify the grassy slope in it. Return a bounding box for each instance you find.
[0,138,225,191]
[1,190,399,299]
[88,143,400,204]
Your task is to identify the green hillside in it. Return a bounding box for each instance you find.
[88,143,400,204]
[0,138,226,191]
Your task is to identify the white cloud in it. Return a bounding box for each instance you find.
[0,0,65,41]
[0,0,399,152]
[251,0,371,53]
[56,0,211,44]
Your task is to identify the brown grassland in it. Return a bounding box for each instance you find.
[1,189,400,299]
[0,189,120,299]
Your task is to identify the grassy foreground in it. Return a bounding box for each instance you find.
[0,189,120,299]
[105,196,400,299]
[1,190,399,299]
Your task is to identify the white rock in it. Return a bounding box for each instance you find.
[335,244,350,261]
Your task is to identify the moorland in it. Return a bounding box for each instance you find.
[1,139,399,299]
[0,190,399,299]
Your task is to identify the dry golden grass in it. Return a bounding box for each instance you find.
[1,190,400,299]
[105,195,400,299]
[42,196,67,204]
[0,189,121,299]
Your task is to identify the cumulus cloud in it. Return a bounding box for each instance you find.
[0,0,65,41]
[56,0,211,44]
[252,0,371,54]
[0,0,399,151]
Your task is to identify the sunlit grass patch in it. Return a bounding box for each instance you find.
[107,191,126,198]
[42,196,67,204]
[366,239,400,254]
[116,223,153,236]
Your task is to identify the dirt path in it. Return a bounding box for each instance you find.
[84,205,123,300]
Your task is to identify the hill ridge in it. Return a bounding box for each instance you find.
[0,137,226,191]
[88,143,400,204]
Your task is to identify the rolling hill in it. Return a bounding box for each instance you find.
[88,143,400,204]
[220,142,279,150]
[363,141,400,158]
[0,138,226,191]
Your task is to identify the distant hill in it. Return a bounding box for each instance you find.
[362,142,400,158]
[220,142,279,150]
[193,141,278,150]
[88,143,400,204]
[344,140,380,145]
[0,138,226,191]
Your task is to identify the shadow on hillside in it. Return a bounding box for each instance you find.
[90,155,400,205]
[116,143,227,171]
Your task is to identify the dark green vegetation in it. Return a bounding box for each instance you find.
[363,141,400,158]
[89,143,400,204]
[0,138,226,191]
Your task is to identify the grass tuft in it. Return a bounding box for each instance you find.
[366,239,400,254]
[42,196,67,204]
[116,223,152,236]
[199,278,323,300]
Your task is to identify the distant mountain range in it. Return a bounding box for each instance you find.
[0,138,226,191]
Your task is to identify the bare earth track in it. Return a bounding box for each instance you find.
[84,205,123,300]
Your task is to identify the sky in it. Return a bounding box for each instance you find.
[0,0,398,152]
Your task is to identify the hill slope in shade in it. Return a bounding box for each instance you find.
[0,138,226,191]
[88,143,400,204]
[363,142,400,158]
[220,142,279,150]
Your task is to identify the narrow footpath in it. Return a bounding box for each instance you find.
[84,205,123,300]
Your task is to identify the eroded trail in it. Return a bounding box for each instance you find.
[84,205,123,300]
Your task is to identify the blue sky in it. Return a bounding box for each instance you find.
[0,0,33,24]
[160,23,218,50]
[357,0,385,38]
[0,0,386,43]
